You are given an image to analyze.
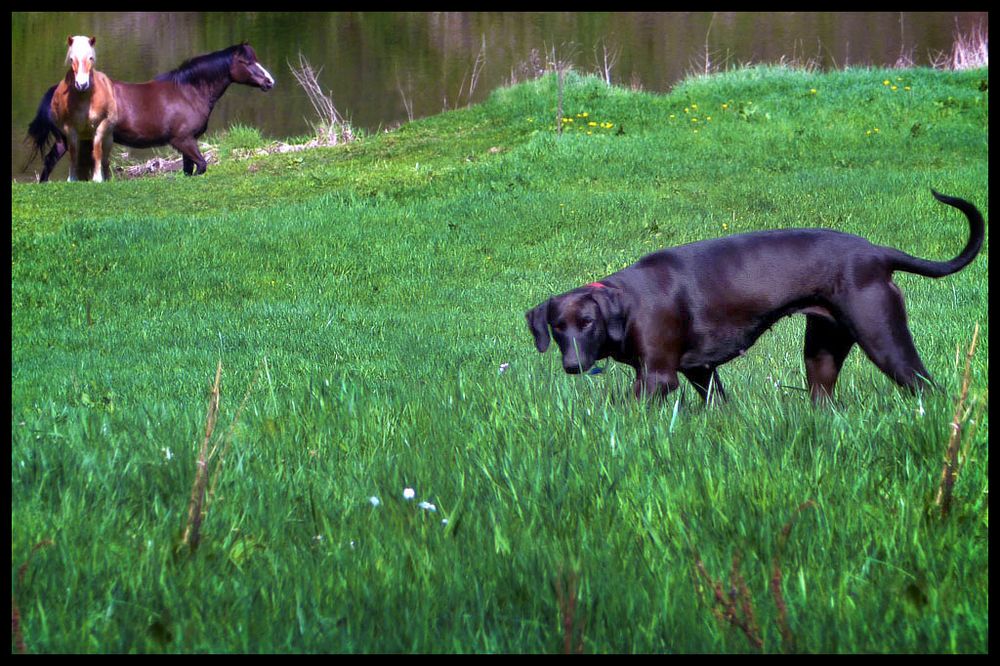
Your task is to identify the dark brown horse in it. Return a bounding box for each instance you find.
[26,42,274,180]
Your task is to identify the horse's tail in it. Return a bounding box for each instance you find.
[23,85,64,177]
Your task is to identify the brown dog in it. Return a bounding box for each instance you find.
[526,191,984,403]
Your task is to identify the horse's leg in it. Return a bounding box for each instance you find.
[78,140,96,181]
[170,136,207,176]
[40,139,67,183]
[92,118,114,182]
[65,129,79,182]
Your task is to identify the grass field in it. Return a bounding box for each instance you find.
[11,65,988,653]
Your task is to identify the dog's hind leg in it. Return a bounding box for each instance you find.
[803,315,855,402]
[841,283,933,392]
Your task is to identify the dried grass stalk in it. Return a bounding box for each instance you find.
[935,323,980,518]
[289,53,355,146]
[182,361,222,552]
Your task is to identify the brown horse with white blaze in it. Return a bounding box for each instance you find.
[26,42,275,180]
[50,35,117,182]
[112,42,275,175]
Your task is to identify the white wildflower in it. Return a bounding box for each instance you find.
[369,496,381,507]
[418,501,437,512]
[403,487,416,500]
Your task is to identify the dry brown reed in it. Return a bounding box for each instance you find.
[289,52,356,146]
[553,567,586,654]
[931,22,989,70]
[935,323,983,518]
[693,500,816,652]
[770,500,816,652]
[181,359,265,553]
[11,538,55,654]
[455,34,488,109]
[694,551,763,650]
[593,40,621,86]
[181,361,222,552]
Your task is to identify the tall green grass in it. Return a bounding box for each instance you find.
[11,66,988,652]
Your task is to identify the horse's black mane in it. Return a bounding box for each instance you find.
[155,44,245,85]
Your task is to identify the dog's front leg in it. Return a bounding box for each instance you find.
[633,367,680,400]
[682,367,728,404]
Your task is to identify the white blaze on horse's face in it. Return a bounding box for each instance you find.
[254,62,276,88]
[66,35,97,91]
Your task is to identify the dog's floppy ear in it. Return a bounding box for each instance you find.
[590,287,626,343]
[525,300,551,353]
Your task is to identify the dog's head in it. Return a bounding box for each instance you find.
[525,283,625,374]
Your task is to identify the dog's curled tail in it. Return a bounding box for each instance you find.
[889,190,985,278]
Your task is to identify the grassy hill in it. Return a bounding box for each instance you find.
[11,66,988,652]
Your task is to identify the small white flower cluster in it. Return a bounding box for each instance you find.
[368,487,447,526]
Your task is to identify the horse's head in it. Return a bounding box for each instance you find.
[65,35,97,91]
[230,43,275,91]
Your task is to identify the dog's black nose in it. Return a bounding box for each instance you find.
[563,363,582,374]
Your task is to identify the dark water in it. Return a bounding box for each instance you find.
[10,11,988,182]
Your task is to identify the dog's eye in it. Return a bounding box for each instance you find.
[580,318,594,330]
